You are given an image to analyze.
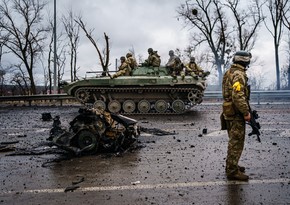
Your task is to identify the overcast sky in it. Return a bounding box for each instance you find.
[49,0,189,74]
[45,0,285,88]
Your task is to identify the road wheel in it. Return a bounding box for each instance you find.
[172,99,185,113]
[123,100,136,113]
[108,100,121,113]
[75,88,90,103]
[77,129,99,154]
[154,100,168,113]
[93,100,106,112]
[138,100,151,113]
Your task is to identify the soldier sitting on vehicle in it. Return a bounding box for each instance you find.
[144,48,161,67]
[185,57,210,79]
[165,50,184,78]
[113,56,131,78]
[126,52,138,74]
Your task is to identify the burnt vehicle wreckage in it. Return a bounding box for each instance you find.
[47,108,140,155]
[3,109,175,159]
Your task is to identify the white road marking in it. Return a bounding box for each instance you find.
[1,178,289,195]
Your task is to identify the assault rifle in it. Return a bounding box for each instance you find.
[247,110,261,142]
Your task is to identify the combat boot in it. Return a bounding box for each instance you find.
[227,171,249,181]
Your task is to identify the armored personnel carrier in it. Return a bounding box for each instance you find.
[63,66,207,114]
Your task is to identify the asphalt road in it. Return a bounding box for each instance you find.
[0,103,290,205]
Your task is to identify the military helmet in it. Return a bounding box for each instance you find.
[169,50,174,56]
[148,48,153,53]
[126,52,132,58]
[233,51,252,67]
[120,56,126,61]
[190,57,195,62]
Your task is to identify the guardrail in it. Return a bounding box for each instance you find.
[204,90,290,104]
[0,90,289,106]
[0,94,75,106]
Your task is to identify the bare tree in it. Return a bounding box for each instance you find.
[62,10,80,82]
[56,46,66,93]
[225,0,265,51]
[264,0,288,90]
[0,36,5,95]
[177,0,265,87]
[287,42,290,90]
[0,69,6,95]
[282,0,290,89]
[46,26,54,94]
[0,0,48,94]
[75,18,110,76]
[39,57,49,94]
[280,64,289,89]
[177,0,233,86]
[282,0,290,29]
[281,34,290,89]
[45,17,68,94]
[10,64,30,95]
[247,69,266,90]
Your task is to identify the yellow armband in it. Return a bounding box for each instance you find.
[232,82,241,92]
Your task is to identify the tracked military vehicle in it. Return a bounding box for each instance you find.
[63,66,207,114]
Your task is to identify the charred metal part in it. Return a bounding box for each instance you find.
[72,176,85,185]
[48,115,65,141]
[0,145,15,152]
[140,126,176,136]
[0,141,19,145]
[41,113,52,121]
[48,108,140,155]
[64,185,80,192]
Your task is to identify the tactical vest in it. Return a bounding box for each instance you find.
[152,54,161,67]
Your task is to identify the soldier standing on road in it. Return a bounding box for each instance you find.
[144,48,161,67]
[113,56,130,78]
[221,50,252,181]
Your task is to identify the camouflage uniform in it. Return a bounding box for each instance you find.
[113,56,130,78]
[185,57,210,79]
[166,50,183,78]
[126,53,138,72]
[145,48,161,67]
[222,52,251,180]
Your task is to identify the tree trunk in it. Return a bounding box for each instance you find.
[28,69,37,94]
[217,63,223,88]
[288,62,290,90]
[274,44,280,90]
